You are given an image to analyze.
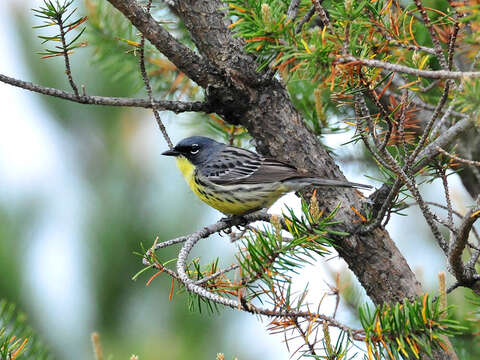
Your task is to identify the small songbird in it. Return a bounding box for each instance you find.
[162,136,371,215]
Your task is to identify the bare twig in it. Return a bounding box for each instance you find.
[425,201,480,242]
[415,117,475,170]
[0,73,210,113]
[312,0,330,29]
[286,0,301,21]
[439,168,454,237]
[139,0,173,148]
[195,264,239,285]
[447,22,460,71]
[436,146,480,167]
[408,81,451,164]
[295,6,315,33]
[355,93,447,249]
[336,56,480,79]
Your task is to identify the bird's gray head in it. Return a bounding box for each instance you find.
[162,136,225,165]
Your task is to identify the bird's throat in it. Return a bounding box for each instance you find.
[175,156,196,188]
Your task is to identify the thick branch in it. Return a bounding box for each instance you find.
[0,73,210,113]
[106,0,218,88]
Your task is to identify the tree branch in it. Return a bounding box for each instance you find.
[337,56,480,79]
[106,0,218,88]
[449,197,480,284]
[0,73,211,113]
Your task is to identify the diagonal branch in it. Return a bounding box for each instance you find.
[0,73,211,113]
[106,0,218,88]
[449,197,480,284]
[138,0,173,148]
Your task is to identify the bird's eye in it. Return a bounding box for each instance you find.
[190,144,199,155]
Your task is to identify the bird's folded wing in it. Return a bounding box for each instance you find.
[201,146,301,185]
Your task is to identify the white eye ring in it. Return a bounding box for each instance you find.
[190,144,199,155]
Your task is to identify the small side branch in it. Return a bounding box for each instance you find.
[436,146,480,167]
[449,198,480,283]
[138,0,173,148]
[56,10,79,96]
[337,56,480,79]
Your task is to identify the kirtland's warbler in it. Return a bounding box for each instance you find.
[162,136,371,215]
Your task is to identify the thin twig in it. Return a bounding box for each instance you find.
[439,168,455,244]
[312,0,330,29]
[408,81,451,164]
[356,93,447,249]
[139,0,173,148]
[449,196,480,283]
[195,264,240,285]
[412,0,448,70]
[436,146,480,167]
[0,73,210,113]
[57,12,79,96]
[416,117,474,170]
[336,56,480,79]
[295,6,316,34]
[447,22,460,71]
[286,0,301,21]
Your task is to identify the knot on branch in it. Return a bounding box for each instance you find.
[206,85,250,125]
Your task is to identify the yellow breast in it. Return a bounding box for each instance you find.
[175,156,197,188]
[175,156,289,215]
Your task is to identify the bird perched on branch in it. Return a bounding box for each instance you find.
[162,136,371,215]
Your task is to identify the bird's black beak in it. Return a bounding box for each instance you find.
[162,149,180,157]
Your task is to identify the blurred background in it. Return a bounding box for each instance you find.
[0,0,478,359]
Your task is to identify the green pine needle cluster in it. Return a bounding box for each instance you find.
[359,294,466,359]
[0,300,52,360]
[33,0,87,58]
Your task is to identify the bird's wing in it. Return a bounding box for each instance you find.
[201,146,301,185]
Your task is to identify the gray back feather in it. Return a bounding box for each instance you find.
[200,146,301,185]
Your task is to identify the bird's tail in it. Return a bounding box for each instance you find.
[286,177,372,190]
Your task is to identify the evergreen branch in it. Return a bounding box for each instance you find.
[0,299,52,360]
[336,56,480,79]
[360,295,465,359]
[56,4,79,96]
[106,0,216,88]
[412,0,448,70]
[33,0,87,95]
[0,73,211,113]
[145,213,363,336]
